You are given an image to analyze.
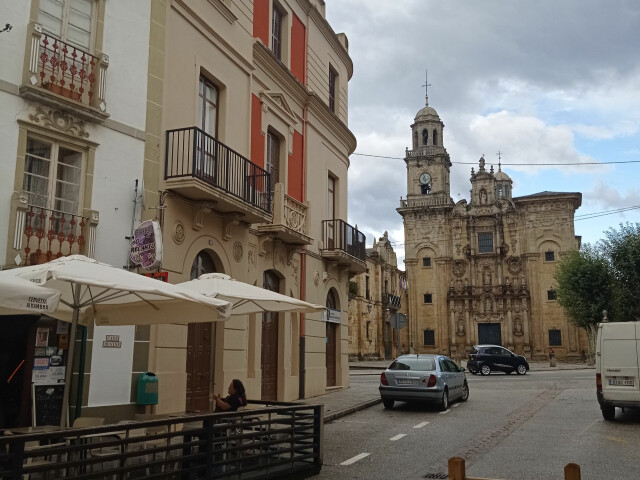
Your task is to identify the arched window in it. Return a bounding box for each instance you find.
[190,250,216,279]
[432,129,438,146]
[422,129,428,146]
[413,131,418,149]
[326,288,338,310]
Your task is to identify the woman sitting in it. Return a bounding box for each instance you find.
[213,379,247,412]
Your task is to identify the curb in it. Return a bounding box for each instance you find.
[323,398,382,424]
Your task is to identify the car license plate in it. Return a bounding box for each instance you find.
[396,378,417,385]
[608,377,634,387]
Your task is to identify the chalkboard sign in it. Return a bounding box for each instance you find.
[32,384,65,426]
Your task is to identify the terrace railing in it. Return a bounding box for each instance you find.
[166,127,272,213]
[321,219,366,263]
[0,402,323,480]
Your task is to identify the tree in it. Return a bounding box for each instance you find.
[599,222,640,321]
[554,245,618,363]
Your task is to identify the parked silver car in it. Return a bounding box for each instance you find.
[379,354,469,410]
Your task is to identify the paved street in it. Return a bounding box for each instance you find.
[312,368,640,480]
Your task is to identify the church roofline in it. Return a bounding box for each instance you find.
[513,191,582,207]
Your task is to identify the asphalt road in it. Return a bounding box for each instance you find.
[316,370,640,480]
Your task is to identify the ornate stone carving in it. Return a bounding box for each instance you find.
[172,221,185,244]
[514,317,524,336]
[507,256,522,275]
[456,318,465,337]
[452,259,466,277]
[313,270,320,286]
[233,241,243,262]
[193,206,210,231]
[28,106,89,138]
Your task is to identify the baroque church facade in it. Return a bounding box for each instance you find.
[397,96,588,361]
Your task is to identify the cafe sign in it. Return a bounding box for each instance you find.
[129,220,162,270]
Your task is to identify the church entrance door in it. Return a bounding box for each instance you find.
[478,323,502,345]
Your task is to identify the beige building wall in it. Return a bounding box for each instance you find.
[141,0,359,413]
[348,232,407,361]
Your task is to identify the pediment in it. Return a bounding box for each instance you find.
[260,91,297,126]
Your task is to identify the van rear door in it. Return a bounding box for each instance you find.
[601,322,640,402]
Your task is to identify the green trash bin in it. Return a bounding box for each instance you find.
[137,372,159,405]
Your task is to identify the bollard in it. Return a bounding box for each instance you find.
[564,463,581,480]
[448,457,465,480]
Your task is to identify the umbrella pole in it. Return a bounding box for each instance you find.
[61,284,81,428]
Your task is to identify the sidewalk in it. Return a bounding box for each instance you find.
[302,359,594,424]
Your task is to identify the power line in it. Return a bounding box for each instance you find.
[350,152,640,166]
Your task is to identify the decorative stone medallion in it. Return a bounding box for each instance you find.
[172,221,185,244]
[233,241,243,262]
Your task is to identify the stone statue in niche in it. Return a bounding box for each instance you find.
[514,318,524,336]
[485,297,492,313]
[456,318,465,337]
[484,270,491,285]
[480,190,487,204]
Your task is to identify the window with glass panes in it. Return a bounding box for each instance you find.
[199,76,218,138]
[545,251,555,262]
[266,130,280,191]
[329,66,337,113]
[422,257,431,267]
[478,232,493,253]
[271,3,283,60]
[547,290,557,301]
[23,136,83,228]
[549,329,562,346]
[38,0,94,51]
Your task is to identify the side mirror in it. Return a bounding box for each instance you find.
[460,367,466,373]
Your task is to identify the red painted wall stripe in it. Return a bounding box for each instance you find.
[290,14,306,84]
[288,130,304,202]
[251,95,265,169]
[253,0,269,45]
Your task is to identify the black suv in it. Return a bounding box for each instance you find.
[467,345,529,375]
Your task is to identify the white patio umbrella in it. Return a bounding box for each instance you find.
[0,255,232,426]
[178,273,327,315]
[0,276,61,315]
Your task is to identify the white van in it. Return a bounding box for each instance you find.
[595,321,640,420]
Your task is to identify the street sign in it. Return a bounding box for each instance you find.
[390,313,407,329]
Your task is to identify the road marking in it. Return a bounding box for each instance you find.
[390,434,407,441]
[413,421,430,429]
[340,453,370,465]
[440,409,451,415]
[453,403,462,408]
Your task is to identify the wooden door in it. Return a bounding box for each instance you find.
[326,322,337,387]
[261,270,279,401]
[186,322,212,412]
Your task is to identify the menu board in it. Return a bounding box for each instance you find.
[32,384,65,426]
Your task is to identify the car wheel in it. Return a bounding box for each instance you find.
[439,389,449,411]
[480,364,491,376]
[601,405,615,421]
[382,399,394,410]
[460,382,469,402]
[516,364,527,375]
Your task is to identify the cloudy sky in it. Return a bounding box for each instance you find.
[325,0,640,267]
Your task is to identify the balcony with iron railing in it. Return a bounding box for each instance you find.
[321,219,366,274]
[165,127,272,224]
[10,192,99,266]
[20,22,109,122]
[383,292,401,309]
[256,183,312,245]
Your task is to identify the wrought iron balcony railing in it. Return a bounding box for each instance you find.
[321,219,366,263]
[22,22,108,114]
[165,127,271,213]
[383,293,401,309]
[11,192,99,266]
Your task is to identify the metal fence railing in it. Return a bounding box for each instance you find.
[0,402,322,480]
[321,219,366,263]
[165,127,271,213]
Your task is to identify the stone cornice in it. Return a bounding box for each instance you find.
[299,0,353,80]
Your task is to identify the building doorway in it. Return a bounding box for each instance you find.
[478,323,502,346]
[261,270,280,401]
[186,250,218,412]
[325,289,338,387]
[0,316,38,428]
